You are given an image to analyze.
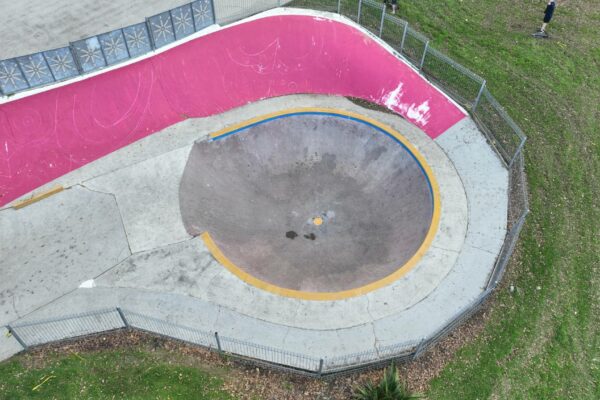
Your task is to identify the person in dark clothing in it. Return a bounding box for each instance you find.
[535,0,557,37]
[384,0,398,14]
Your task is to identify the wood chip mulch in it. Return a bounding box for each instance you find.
[16,296,494,400]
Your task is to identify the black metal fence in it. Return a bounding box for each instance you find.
[2,0,528,377]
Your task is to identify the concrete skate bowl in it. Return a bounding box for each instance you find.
[180,110,439,300]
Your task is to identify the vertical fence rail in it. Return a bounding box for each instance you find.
[378,4,386,37]
[357,0,363,24]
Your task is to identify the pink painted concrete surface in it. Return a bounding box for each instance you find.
[0,15,465,207]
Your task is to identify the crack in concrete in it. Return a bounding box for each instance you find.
[77,183,133,257]
[365,295,380,358]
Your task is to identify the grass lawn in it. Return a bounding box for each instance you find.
[0,341,235,400]
[387,1,600,399]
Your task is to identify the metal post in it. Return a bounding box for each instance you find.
[357,0,363,24]
[508,137,526,168]
[317,358,324,377]
[214,332,222,352]
[145,19,156,50]
[14,59,32,88]
[412,338,426,360]
[472,79,486,112]
[337,0,342,14]
[399,23,408,54]
[6,326,28,350]
[379,4,386,37]
[116,307,129,328]
[419,40,429,70]
[69,45,84,74]
[209,0,217,25]
[96,36,109,67]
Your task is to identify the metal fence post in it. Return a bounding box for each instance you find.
[68,45,84,74]
[145,19,156,50]
[378,3,386,37]
[399,23,408,54]
[116,307,129,328]
[419,40,429,70]
[214,331,222,352]
[209,0,217,25]
[357,0,363,24]
[472,79,486,112]
[317,358,324,377]
[509,137,527,168]
[337,0,342,14]
[6,326,28,350]
[14,60,32,88]
[412,338,426,360]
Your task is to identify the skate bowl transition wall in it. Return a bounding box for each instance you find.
[181,110,440,299]
[0,13,465,207]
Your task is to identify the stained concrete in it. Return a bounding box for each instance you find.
[0,327,23,360]
[180,114,434,292]
[85,146,192,253]
[0,186,130,327]
[0,95,470,331]
[0,95,506,368]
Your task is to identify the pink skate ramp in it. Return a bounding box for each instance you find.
[0,14,465,207]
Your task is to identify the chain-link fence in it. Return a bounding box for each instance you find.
[3,0,528,378]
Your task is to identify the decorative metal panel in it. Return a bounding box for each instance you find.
[16,53,54,87]
[0,59,29,94]
[192,0,215,31]
[148,12,176,48]
[43,47,79,81]
[170,4,195,39]
[122,23,153,58]
[71,37,107,73]
[99,29,129,65]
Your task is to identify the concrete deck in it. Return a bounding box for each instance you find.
[0,7,507,367]
[1,94,507,364]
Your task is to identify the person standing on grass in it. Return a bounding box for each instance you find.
[535,0,557,37]
[384,0,398,15]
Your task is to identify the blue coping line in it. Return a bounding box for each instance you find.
[210,111,435,202]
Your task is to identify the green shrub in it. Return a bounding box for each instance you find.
[353,363,422,400]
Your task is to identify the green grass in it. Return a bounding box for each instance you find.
[0,347,234,400]
[384,1,600,399]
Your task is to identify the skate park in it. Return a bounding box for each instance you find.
[0,2,520,375]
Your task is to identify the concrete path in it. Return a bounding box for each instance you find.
[1,94,507,368]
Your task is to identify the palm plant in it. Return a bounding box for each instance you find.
[353,363,422,400]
